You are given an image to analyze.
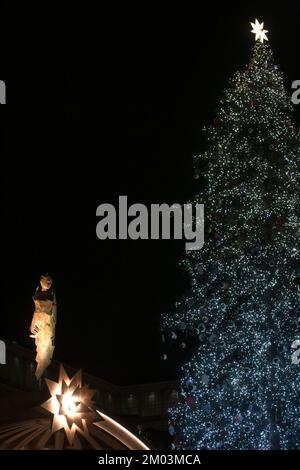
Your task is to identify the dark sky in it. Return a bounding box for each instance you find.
[2,2,300,384]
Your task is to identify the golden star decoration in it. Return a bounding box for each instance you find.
[250,19,268,43]
[0,364,149,449]
[41,364,98,445]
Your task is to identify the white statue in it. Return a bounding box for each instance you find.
[30,274,57,379]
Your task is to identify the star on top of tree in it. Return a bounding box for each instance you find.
[250,19,269,43]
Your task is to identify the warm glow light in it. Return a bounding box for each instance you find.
[40,365,149,449]
[95,410,150,450]
[41,365,98,444]
[62,393,77,417]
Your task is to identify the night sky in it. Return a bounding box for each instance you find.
[2,2,300,385]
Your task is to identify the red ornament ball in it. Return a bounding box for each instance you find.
[186,396,196,408]
[274,216,284,230]
[235,413,242,424]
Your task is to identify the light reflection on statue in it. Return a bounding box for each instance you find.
[30,274,57,380]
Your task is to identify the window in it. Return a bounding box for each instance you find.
[95,390,104,407]
[0,340,6,364]
[26,362,39,389]
[143,392,162,417]
[123,393,138,415]
[105,393,114,411]
[168,389,178,406]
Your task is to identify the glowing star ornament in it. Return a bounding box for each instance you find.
[0,365,149,449]
[250,19,269,43]
[41,364,98,445]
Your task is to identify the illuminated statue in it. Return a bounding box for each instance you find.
[30,274,57,380]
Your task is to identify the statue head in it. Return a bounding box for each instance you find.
[40,274,53,291]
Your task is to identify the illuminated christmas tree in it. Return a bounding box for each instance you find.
[162,21,300,449]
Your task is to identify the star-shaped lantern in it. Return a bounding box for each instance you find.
[0,364,149,449]
[41,364,98,444]
[250,19,269,43]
